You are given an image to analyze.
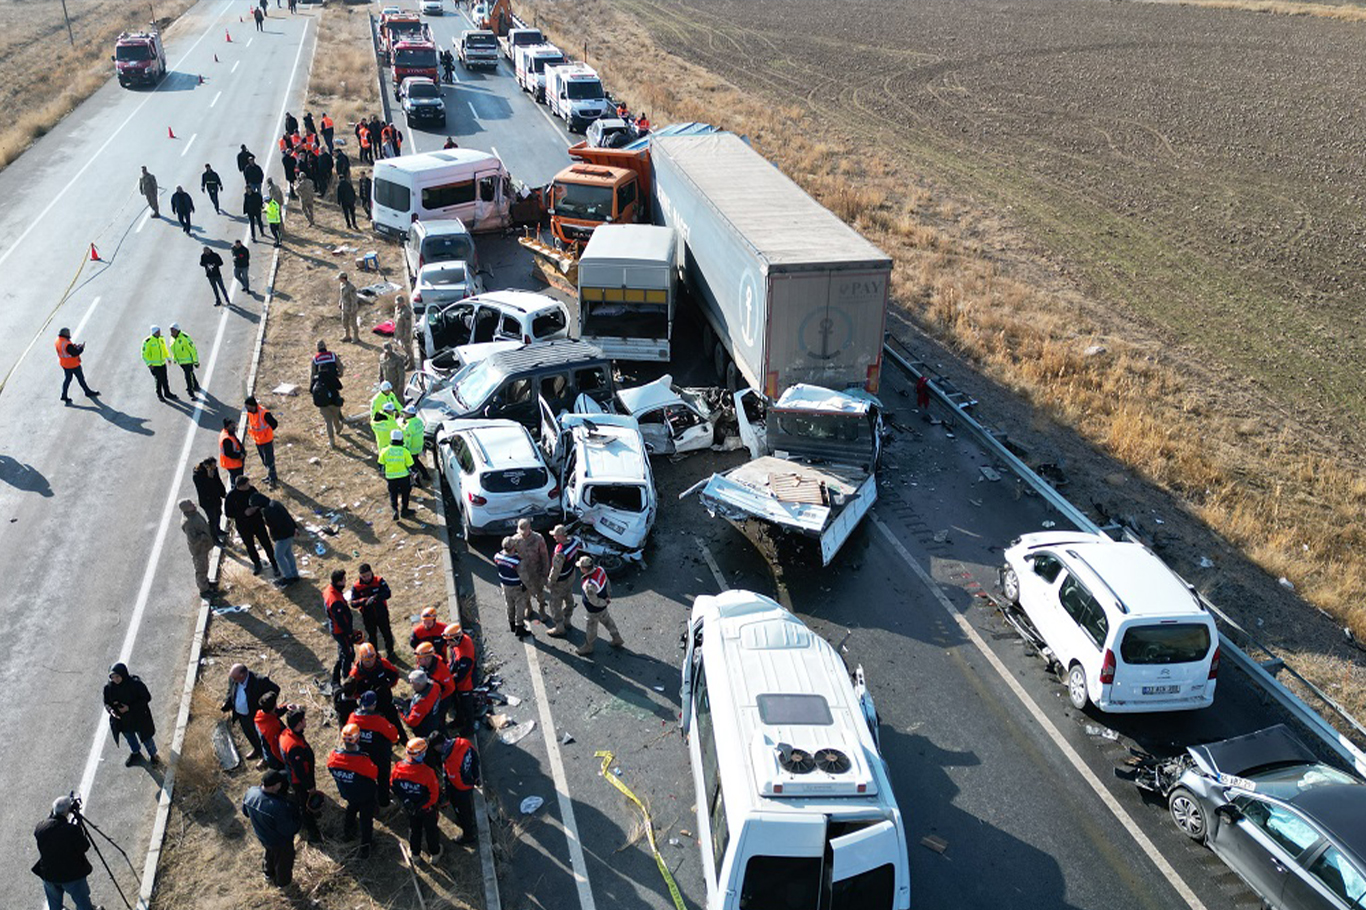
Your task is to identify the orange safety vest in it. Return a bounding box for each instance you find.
[321,115,334,130]
[246,406,274,444]
[219,428,244,469]
[279,136,288,152]
[55,336,80,368]
[358,126,370,148]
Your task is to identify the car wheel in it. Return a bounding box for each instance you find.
[1001,566,1020,605]
[1066,663,1089,710]
[1168,787,1208,842]
[460,504,474,540]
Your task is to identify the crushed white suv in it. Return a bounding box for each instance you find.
[422,290,570,362]
[436,419,560,538]
[1001,531,1219,713]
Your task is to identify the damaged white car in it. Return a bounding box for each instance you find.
[436,419,561,538]
[577,373,725,457]
[684,384,883,566]
[540,396,657,562]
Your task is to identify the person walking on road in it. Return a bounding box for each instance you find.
[379,429,414,520]
[142,325,176,402]
[441,731,480,842]
[392,737,442,859]
[139,165,159,216]
[515,518,549,623]
[171,185,195,234]
[496,537,531,637]
[445,622,477,735]
[226,475,280,577]
[278,708,324,843]
[338,272,360,342]
[256,492,300,586]
[244,396,280,486]
[200,245,230,305]
[253,4,264,30]
[221,663,280,759]
[353,563,396,660]
[294,176,315,226]
[394,295,415,365]
[104,662,160,767]
[349,691,398,808]
[179,499,217,597]
[378,343,405,404]
[401,405,430,487]
[168,323,200,397]
[545,524,581,637]
[33,795,99,910]
[201,163,224,214]
[244,186,265,241]
[242,770,302,887]
[327,724,379,856]
[237,143,254,175]
[575,554,624,656]
[55,327,99,404]
[311,341,346,446]
[193,457,227,545]
[219,418,246,486]
[231,239,251,293]
[325,569,358,687]
[244,156,265,194]
[336,177,358,230]
[265,196,283,247]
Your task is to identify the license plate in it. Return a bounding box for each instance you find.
[598,515,626,534]
[1142,685,1181,696]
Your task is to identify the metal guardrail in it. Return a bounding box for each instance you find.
[882,336,1366,777]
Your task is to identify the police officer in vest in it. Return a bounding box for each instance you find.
[378,429,414,521]
[55,328,99,404]
[142,325,175,402]
[244,396,280,486]
[168,323,200,398]
[326,724,379,858]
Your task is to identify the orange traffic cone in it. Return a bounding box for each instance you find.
[168,126,176,139]
[226,29,233,42]
[90,244,102,262]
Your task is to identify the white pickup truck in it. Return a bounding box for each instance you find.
[684,384,883,565]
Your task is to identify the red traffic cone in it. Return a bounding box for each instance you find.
[226,29,233,42]
[168,126,176,139]
[90,244,102,262]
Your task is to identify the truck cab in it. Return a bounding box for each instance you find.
[548,163,641,247]
[113,30,166,88]
[382,14,429,61]
[457,29,499,70]
[392,37,440,98]
[514,44,566,102]
[499,26,544,60]
[544,63,609,132]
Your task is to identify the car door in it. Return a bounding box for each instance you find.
[1282,843,1366,910]
[1016,552,1066,647]
[632,405,673,455]
[429,301,475,354]
[1211,796,1322,908]
[495,375,537,428]
[1054,574,1107,676]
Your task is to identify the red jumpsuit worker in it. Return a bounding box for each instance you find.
[253,690,287,771]
[410,606,448,659]
[442,733,481,843]
[392,738,442,858]
[350,642,403,730]
[326,724,379,856]
[403,670,442,738]
[349,690,399,807]
[445,622,477,736]
[415,643,455,733]
[324,569,356,687]
[278,709,322,842]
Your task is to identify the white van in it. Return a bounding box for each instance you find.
[514,43,566,102]
[371,149,513,238]
[679,590,911,910]
[1000,531,1220,712]
[544,62,610,132]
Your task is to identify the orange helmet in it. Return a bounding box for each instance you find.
[443,622,462,640]
[356,642,377,664]
[341,723,361,744]
[421,606,438,620]
[415,642,435,657]
[405,737,428,758]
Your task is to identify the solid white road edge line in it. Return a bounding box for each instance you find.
[523,638,599,910]
[180,133,198,157]
[696,538,728,592]
[0,0,234,274]
[869,516,1210,910]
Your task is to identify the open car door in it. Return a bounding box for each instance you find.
[538,394,563,463]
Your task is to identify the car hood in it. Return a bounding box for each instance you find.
[1189,724,1316,779]
[616,374,686,417]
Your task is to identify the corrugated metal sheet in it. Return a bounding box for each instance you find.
[652,133,892,271]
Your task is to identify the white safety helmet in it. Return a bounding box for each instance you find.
[150,324,160,334]
[169,322,180,331]
[380,381,393,391]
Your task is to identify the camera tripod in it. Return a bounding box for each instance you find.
[71,800,137,910]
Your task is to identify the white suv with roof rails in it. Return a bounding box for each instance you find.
[1001,531,1220,713]
[422,290,570,363]
[436,419,560,538]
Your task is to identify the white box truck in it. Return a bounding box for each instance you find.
[651,132,892,397]
[544,62,610,132]
[577,224,677,362]
[371,149,513,238]
[514,43,566,102]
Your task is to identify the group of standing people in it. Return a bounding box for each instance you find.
[355,116,404,164]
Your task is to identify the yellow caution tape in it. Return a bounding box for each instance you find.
[595,750,687,910]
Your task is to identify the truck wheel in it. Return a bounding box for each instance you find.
[712,342,727,380]
[699,320,713,353]
[724,360,739,392]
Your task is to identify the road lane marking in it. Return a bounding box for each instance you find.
[246,37,254,48]
[869,516,1210,910]
[210,90,222,108]
[532,100,573,148]
[696,538,728,591]
[0,1,234,274]
[469,100,480,120]
[72,296,101,337]
[180,132,198,157]
[231,59,240,73]
[135,208,153,233]
[523,639,598,910]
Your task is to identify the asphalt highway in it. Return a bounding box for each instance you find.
[0,0,316,901]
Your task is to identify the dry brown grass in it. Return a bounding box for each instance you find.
[0,0,196,170]
[153,7,480,908]
[522,0,1366,717]
[1150,0,1366,20]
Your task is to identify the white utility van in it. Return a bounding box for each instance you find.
[544,62,610,132]
[1000,531,1220,712]
[514,43,566,102]
[371,149,513,238]
[577,224,677,362]
[679,590,911,910]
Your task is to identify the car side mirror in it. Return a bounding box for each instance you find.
[1215,803,1242,823]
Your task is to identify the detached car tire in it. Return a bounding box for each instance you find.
[1168,787,1208,842]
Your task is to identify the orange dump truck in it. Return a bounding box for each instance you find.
[548,142,653,248]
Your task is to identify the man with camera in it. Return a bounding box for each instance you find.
[55,327,100,405]
[32,795,102,910]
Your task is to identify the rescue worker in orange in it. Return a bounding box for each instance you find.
[352,563,396,661]
[357,123,372,164]
[320,112,335,153]
[415,642,455,733]
[445,622,477,736]
[441,731,480,843]
[349,642,403,731]
[392,738,442,859]
[349,690,399,807]
[253,689,287,771]
[403,669,442,738]
[278,708,323,843]
[326,724,379,857]
[244,396,279,486]
[324,569,358,687]
[55,327,99,404]
[219,417,246,486]
[410,606,448,658]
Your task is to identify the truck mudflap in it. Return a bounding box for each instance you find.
[684,469,877,566]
